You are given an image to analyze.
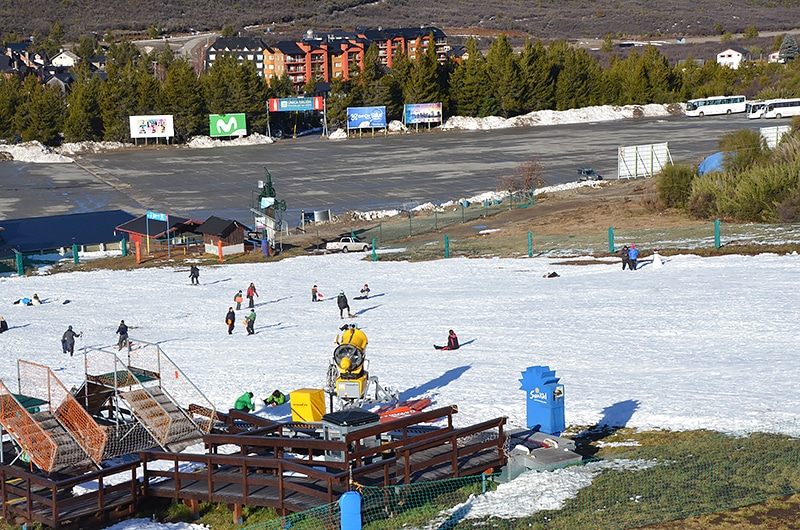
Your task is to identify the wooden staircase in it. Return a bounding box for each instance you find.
[120,386,202,452]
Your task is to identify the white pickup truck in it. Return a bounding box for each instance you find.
[325,237,371,253]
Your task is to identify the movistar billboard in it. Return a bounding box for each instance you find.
[209,114,247,137]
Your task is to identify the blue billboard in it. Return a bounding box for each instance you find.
[347,106,387,129]
[404,103,442,124]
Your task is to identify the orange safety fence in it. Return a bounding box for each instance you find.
[18,360,108,465]
[0,380,58,473]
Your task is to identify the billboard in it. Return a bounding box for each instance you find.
[269,97,324,112]
[209,114,247,137]
[129,115,174,138]
[617,142,672,180]
[347,106,387,129]
[404,103,442,124]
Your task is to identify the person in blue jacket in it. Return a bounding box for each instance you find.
[628,244,640,270]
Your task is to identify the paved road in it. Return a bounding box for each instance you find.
[0,114,760,226]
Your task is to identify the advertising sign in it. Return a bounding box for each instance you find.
[404,103,442,124]
[347,106,387,129]
[209,114,247,137]
[269,97,324,112]
[129,115,174,138]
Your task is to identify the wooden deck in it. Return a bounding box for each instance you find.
[1,405,507,527]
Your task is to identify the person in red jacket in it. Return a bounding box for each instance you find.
[246,283,259,308]
[434,330,459,350]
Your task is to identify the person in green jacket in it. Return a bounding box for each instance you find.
[263,389,286,406]
[234,392,255,412]
[245,309,256,335]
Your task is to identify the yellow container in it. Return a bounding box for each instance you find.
[290,388,326,422]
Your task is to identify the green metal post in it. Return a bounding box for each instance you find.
[608,227,615,253]
[528,232,533,257]
[121,238,128,257]
[15,252,23,276]
[484,201,488,218]
[444,234,450,259]
[714,219,721,249]
[461,203,465,223]
[409,211,413,237]
[72,243,79,264]
[371,238,377,261]
[434,211,438,230]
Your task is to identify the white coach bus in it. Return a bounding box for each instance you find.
[685,95,747,117]
[761,98,800,119]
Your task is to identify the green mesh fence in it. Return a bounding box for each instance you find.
[242,429,800,530]
[351,211,800,260]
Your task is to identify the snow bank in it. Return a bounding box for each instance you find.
[0,141,74,163]
[186,132,274,148]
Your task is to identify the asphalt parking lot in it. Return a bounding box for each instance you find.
[0,114,751,226]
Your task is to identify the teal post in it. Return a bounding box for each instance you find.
[714,219,721,249]
[608,227,615,253]
[72,243,79,264]
[371,238,377,261]
[444,235,450,259]
[461,204,465,223]
[434,211,438,230]
[121,239,128,257]
[528,232,533,257]
[484,201,488,218]
[409,211,413,237]
[15,252,23,276]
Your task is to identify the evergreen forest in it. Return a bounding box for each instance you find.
[5,32,800,146]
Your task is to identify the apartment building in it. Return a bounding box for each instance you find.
[206,26,449,92]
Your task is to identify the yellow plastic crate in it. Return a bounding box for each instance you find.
[290,388,326,422]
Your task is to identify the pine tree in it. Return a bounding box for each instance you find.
[0,74,23,141]
[485,34,523,117]
[163,59,205,142]
[779,34,798,62]
[20,75,65,146]
[554,48,602,110]
[403,32,444,105]
[64,64,103,142]
[449,37,489,117]
[518,38,555,112]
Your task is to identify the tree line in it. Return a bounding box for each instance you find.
[2,30,800,146]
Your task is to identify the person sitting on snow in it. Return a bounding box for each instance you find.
[263,390,286,406]
[434,330,459,351]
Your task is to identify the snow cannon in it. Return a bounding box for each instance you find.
[330,326,369,401]
[325,326,398,410]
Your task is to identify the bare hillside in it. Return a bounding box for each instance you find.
[5,0,800,45]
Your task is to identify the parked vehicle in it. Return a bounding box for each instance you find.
[326,237,370,253]
[578,167,603,181]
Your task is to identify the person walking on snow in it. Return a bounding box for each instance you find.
[337,291,354,319]
[61,325,82,356]
[116,320,129,350]
[312,285,322,302]
[225,307,236,334]
[234,392,255,412]
[434,330,459,350]
[245,309,256,335]
[0,316,8,334]
[189,265,200,285]
[234,290,243,310]
[628,244,640,270]
[246,283,258,309]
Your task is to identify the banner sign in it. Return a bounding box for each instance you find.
[347,106,387,129]
[404,103,442,124]
[146,211,167,222]
[268,97,324,112]
[209,114,247,137]
[129,115,174,138]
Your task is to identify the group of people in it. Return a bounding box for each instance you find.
[311,284,371,320]
[234,389,287,412]
[225,283,259,335]
[13,294,42,306]
[620,244,640,270]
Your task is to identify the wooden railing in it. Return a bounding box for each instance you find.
[0,460,140,528]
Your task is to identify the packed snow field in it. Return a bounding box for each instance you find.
[1,249,798,528]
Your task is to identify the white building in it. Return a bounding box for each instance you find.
[50,50,79,68]
[716,46,750,69]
